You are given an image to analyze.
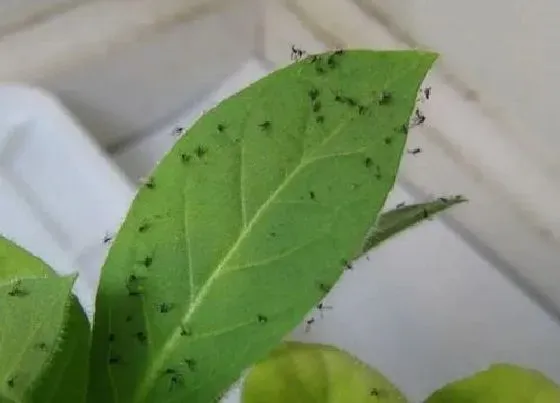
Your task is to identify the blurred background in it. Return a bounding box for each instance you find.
[1,0,560,401]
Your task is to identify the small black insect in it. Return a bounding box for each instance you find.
[316,302,333,318]
[195,145,207,158]
[126,315,133,322]
[308,88,320,101]
[103,232,113,244]
[144,177,155,189]
[423,86,432,100]
[217,123,226,133]
[396,123,409,135]
[180,325,192,337]
[422,209,429,219]
[180,153,191,164]
[396,202,406,209]
[334,94,344,103]
[258,121,271,131]
[438,197,449,203]
[415,109,426,125]
[35,342,48,351]
[162,368,183,391]
[109,355,121,365]
[141,255,153,268]
[8,280,27,297]
[384,137,392,145]
[358,105,367,115]
[315,115,325,124]
[108,333,115,342]
[173,127,184,136]
[257,314,268,324]
[315,65,325,74]
[135,331,147,344]
[183,358,196,371]
[342,259,353,270]
[291,45,306,60]
[269,232,277,238]
[378,91,392,105]
[318,282,332,294]
[364,157,373,168]
[169,373,184,391]
[370,388,380,397]
[7,377,15,388]
[309,191,316,200]
[408,147,422,155]
[305,318,315,333]
[138,222,150,233]
[312,101,321,112]
[157,302,174,314]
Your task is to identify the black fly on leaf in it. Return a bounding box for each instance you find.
[157,302,174,313]
[195,146,207,158]
[378,91,392,105]
[183,358,197,371]
[290,45,306,60]
[8,280,27,297]
[103,232,113,244]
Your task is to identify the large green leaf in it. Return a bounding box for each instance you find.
[361,196,466,253]
[0,236,91,403]
[88,49,437,403]
[242,342,407,403]
[424,364,560,402]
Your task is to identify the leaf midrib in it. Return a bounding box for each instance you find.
[132,118,351,402]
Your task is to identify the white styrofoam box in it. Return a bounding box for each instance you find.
[0,84,135,317]
[114,59,271,180]
[113,59,560,402]
[0,0,87,35]
[3,0,259,149]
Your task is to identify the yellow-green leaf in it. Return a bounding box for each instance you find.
[242,342,407,403]
[425,364,560,403]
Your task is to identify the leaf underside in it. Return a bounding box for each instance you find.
[242,342,408,403]
[361,195,466,254]
[88,49,437,403]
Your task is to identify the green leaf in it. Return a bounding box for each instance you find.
[0,236,55,280]
[361,195,466,253]
[424,363,560,402]
[242,342,408,403]
[0,236,91,403]
[88,49,438,403]
[0,276,74,401]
